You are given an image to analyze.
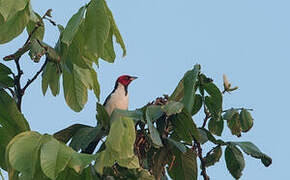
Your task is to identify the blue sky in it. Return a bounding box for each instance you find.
[0,0,289,179]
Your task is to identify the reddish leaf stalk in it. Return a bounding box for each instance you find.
[196,142,210,180]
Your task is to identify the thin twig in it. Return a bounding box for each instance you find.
[196,142,210,180]
[222,108,253,112]
[21,59,48,94]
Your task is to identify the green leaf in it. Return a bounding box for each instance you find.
[227,112,242,137]
[89,69,100,100]
[225,145,245,179]
[61,6,85,46]
[8,131,42,179]
[69,127,99,152]
[96,103,110,128]
[198,128,226,146]
[239,109,254,132]
[223,108,238,120]
[146,106,163,148]
[203,82,222,119]
[42,61,61,96]
[197,128,208,144]
[0,90,30,170]
[63,63,89,112]
[100,24,115,62]
[208,117,224,136]
[204,146,222,167]
[28,39,45,62]
[161,101,184,116]
[68,151,97,174]
[103,0,126,57]
[168,148,197,180]
[0,4,30,44]
[181,64,200,112]
[111,109,145,123]
[167,138,186,153]
[152,147,170,180]
[0,0,29,21]
[84,0,110,58]
[53,124,91,144]
[95,117,139,174]
[0,63,12,75]
[41,138,72,180]
[170,109,199,144]
[0,75,14,89]
[231,141,272,167]
[26,11,45,41]
[191,94,202,115]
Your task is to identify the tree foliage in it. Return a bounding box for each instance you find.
[0,0,271,179]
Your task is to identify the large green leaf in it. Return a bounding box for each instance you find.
[225,145,245,179]
[203,82,223,120]
[0,0,29,21]
[0,4,30,44]
[152,147,170,180]
[26,11,45,41]
[170,109,199,144]
[191,94,202,115]
[53,124,91,144]
[231,141,272,167]
[168,148,197,180]
[239,109,254,132]
[146,106,163,148]
[63,63,89,112]
[198,128,226,146]
[8,131,42,179]
[89,69,100,100]
[41,138,72,180]
[0,90,30,170]
[181,65,200,112]
[95,117,139,174]
[208,117,224,136]
[61,6,86,46]
[69,127,99,152]
[84,0,110,58]
[167,138,186,153]
[42,61,61,96]
[103,0,126,57]
[161,101,184,116]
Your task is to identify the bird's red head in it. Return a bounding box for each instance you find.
[117,75,138,86]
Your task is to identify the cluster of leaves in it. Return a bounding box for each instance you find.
[1,0,126,112]
[0,0,272,179]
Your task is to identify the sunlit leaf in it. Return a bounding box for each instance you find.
[84,0,110,58]
[26,11,45,41]
[42,61,61,96]
[0,0,29,21]
[28,39,45,62]
[61,6,85,46]
[0,4,30,44]
[162,101,184,116]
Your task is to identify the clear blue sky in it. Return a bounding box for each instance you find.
[0,0,288,179]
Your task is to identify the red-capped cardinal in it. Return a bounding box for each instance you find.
[82,75,137,154]
[104,75,138,116]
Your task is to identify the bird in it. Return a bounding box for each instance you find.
[103,75,138,116]
[82,75,137,154]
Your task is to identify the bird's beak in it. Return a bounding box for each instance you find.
[129,76,138,81]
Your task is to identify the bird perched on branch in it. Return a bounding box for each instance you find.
[104,75,138,116]
[82,75,137,154]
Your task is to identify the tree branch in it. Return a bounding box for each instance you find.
[196,142,210,180]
